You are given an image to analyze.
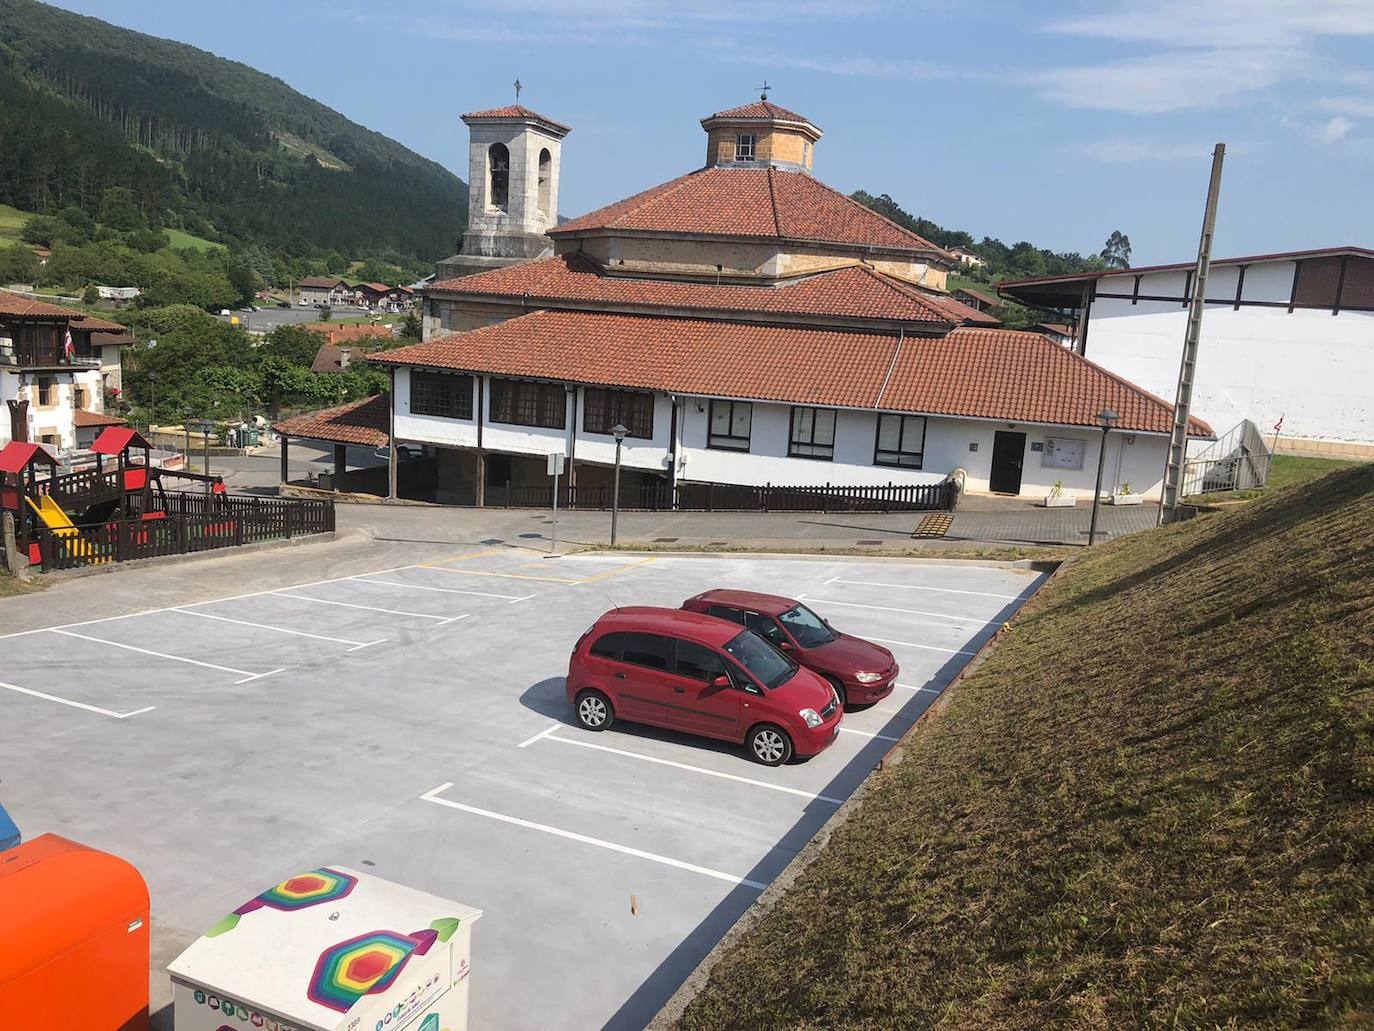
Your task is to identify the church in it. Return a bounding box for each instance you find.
[280,96,1211,507]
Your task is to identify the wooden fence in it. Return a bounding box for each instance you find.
[486,479,958,513]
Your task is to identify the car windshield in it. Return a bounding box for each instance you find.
[779,604,837,648]
[724,631,796,690]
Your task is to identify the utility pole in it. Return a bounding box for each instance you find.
[1160,143,1225,524]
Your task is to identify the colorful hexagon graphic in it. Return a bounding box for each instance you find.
[207,868,358,936]
[307,929,435,1013]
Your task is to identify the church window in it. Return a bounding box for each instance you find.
[735,134,755,162]
[488,142,510,211]
[537,148,552,215]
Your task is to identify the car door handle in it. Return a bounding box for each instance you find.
[672,687,686,694]
[614,672,627,679]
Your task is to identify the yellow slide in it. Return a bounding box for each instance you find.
[25,496,106,562]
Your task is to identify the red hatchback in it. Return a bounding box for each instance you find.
[682,590,899,708]
[566,607,842,765]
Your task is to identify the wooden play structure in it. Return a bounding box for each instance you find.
[1,429,334,572]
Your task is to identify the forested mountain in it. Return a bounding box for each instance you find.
[0,0,467,261]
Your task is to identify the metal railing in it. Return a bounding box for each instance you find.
[485,479,959,513]
[1181,419,1273,496]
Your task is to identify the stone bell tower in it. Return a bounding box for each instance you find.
[435,104,571,281]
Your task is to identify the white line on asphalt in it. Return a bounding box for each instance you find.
[351,576,529,603]
[539,730,845,804]
[865,635,978,657]
[0,679,154,720]
[419,783,767,890]
[796,594,989,623]
[173,608,374,646]
[346,640,388,652]
[897,682,944,694]
[0,564,422,642]
[838,726,902,743]
[824,576,1022,600]
[516,723,562,749]
[272,591,454,621]
[48,628,258,677]
[235,667,286,685]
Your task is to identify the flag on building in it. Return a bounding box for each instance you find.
[1273,414,1284,434]
[63,327,74,361]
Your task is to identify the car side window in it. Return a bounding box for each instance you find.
[619,633,670,671]
[674,640,728,683]
[707,605,744,625]
[744,610,785,645]
[589,631,627,660]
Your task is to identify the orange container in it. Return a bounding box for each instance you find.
[0,834,150,1029]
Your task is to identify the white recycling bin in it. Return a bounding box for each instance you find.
[168,867,481,1031]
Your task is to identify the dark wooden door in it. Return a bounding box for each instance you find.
[989,431,1027,494]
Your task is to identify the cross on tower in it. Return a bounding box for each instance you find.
[514,78,523,102]
[757,81,772,101]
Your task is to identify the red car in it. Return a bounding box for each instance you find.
[681,589,898,708]
[566,607,842,765]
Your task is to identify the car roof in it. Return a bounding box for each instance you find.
[690,589,797,616]
[593,606,742,646]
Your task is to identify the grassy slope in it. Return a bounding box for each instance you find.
[680,464,1374,1029]
[163,227,223,251]
[0,201,28,243]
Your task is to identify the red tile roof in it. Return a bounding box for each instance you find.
[73,409,127,428]
[276,394,390,448]
[429,254,955,324]
[371,310,1211,435]
[72,314,129,333]
[301,322,396,346]
[705,101,815,126]
[551,167,948,256]
[909,290,1001,327]
[461,105,571,134]
[0,290,82,319]
[299,276,348,289]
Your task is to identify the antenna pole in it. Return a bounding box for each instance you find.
[1159,143,1225,524]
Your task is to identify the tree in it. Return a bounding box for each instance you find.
[400,312,422,340]
[99,187,145,231]
[1100,230,1132,269]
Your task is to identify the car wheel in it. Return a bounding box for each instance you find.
[747,724,793,766]
[575,690,614,732]
[825,676,848,710]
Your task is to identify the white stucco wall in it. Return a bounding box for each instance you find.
[1,369,88,449]
[1086,263,1374,445]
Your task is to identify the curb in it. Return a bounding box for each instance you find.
[574,548,1061,573]
[30,531,336,582]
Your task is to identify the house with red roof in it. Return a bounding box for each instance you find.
[290,98,1212,505]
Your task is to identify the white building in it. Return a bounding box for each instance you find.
[298,277,354,307]
[999,246,1374,458]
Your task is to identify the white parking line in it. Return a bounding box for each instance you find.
[419,783,767,890]
[273,591,465,624]
[173,608,381,647]
[48,628,258,677]
[897,682,944,694]
[351,576,531,603]
[235,667,287,686]
[823,576,1022,601]
[865,636,978,657]
[838,727,902,743]
[517,723,562,749]
[0,679,154,720]
[797,594,990,623]
[538,730,845,805]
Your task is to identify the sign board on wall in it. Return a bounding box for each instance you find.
[1042,437,1087,470]
[547,452,565,476]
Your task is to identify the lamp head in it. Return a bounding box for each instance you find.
[1098,408,1118,430]
[611,423,629,443]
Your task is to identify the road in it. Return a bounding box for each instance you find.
[206,441,386,492]
[213,305,400,333]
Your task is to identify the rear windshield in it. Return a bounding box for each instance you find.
[724,630,796,690]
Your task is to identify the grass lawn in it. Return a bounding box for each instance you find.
[677,462,1374,1029]
[164,227,224,251]
[1196,453,1363,502]
[0,203,32,245]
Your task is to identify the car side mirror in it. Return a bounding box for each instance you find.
[711,674,731,688]
[778,640,793,651]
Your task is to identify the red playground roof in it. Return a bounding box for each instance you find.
[0,441,58,474]
[91,427,153,456]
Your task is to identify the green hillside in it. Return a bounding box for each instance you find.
[679,464,1374,1028]
[0,0,466,261]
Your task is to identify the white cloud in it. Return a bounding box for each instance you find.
[1067,138,1222,163]
[1046,0,1374,48]
[1316,95,1374,117]
[1316,115,1354,142]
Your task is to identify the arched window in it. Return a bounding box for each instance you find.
[537,148,552,216]
[488,142,510,211]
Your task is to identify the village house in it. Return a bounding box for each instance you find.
[297,277,355,307]
[950,284,1001,314]
[949,247,987,269]
[354,282,415,312]
[280,98,1211,504]
[0,291,127,451]
[998,246,1374,457]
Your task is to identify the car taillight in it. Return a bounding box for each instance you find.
[572,629,591,653]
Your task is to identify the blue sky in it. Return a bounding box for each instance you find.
[59,0,1374,264]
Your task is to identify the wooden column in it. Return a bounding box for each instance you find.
[387,368,398,501]
[279,435,290,487]
[333,444,346,492]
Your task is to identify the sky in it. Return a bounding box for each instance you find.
[56,0,1374,265]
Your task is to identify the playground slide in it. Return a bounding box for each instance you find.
[25,496,105,562]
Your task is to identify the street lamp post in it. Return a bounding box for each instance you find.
[148,372,157,431]
[610,423,628,546]
[1088,408,1118,547]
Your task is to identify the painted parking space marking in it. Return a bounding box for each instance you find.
[173,608,385,648]
[897,682,944,694]
[234,667,287,685]
[48,628,260,678]
[516,723,562,749]
[837,726,902,743]
[424,548,508,567]
[420,782,768,890]
[571,556,658,584]
[417,564,579,584]
[796,594,992,623]
[865,635,979,657]
[0,678,154,720]
[351,575,532,603]
[534,729,844,805]
[823,576,1022,601]
[272,590,468,624]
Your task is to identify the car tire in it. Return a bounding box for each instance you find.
[575,690,614,732]
[747,724,793,766]
[825,676,848,710]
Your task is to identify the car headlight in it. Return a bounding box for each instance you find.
[855,671,884,684]
[800,708,823,729]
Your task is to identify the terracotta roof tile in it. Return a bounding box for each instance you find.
[461,105,571,134]
[551,167,947,256]
[706,101,815,126]
[73,409,127,428]
[0,290,83,319]
[301,322,396,346]
[911,290,1001,326]
[430,254,953,324]
[276,394,390,448]
[72,314,129,333]
[371,310,1210,435]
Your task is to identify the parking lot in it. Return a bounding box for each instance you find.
[0,549,1043,1029]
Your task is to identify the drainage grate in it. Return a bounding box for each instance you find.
[857,539,884,546]
[518,533,543,539]
[480,538,504,545]
[911,514,954,539]
[654,537,680,543]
